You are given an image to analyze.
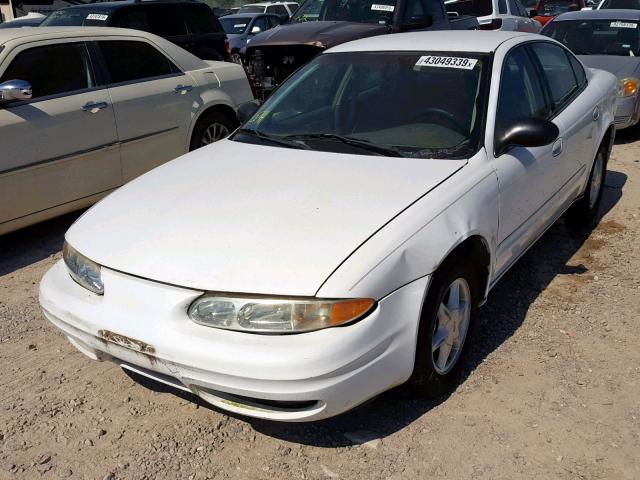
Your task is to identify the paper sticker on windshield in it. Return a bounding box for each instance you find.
[415,55,478,70]
[610,21,637,28]
[371,4,395,11]
[234,23,247,27]
[86,13,108,20]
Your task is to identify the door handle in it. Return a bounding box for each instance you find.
[174,84,193,95]
[552,138,563,157]
[82,101,108,113]
[593,106,600,121]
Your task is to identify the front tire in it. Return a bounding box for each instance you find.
[566,149,606,225]
[189,111,236,151]
[409,261,479,398]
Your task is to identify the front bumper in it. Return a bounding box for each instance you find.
[614,95,639,130]
[40,261,427,421]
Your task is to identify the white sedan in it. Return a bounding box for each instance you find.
[0,27,253,235]
[40,31,616,421]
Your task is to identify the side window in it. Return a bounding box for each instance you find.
[530,42,579,111]
[0,43,95,99]
[182,5,218,33]
[567,51,587,89]
[146,5,188,36]
[507,0,519,14]
[273,4,289,15]
[252,16,268,33]
[515,0,529,16]
[267,15,281,27]
[98,41,178,84]
[498,0,508,14]
[496,46,549,136]
[403,0,445,23]
[111,10,151,31]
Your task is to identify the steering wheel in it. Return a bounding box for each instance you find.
[411,108,468,136]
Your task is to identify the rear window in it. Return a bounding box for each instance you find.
[182,4,221,33]
[239,5,266,13]
[220,16,252,34]
[600,0,640,8]
[445,0,494,17]
[41,8,112,26]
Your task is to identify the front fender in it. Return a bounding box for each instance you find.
[316,149,499,301]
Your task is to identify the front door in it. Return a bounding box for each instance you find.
[0,41,120,227]
[95,39,196,182]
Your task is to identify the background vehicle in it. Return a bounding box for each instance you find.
[40,31,615,422]
[0,11,45,27]
[220,12,282,62]
[238,1,299,18]
[0,27,253,235]
[244,0,480,99]
[41,0,232,61]
[445,0,541,31]
[597,0,640,8]
[542,9,640,128]
[528,0,585,25]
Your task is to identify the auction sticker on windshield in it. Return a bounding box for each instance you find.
[415,56,478,70]
[371,4,395,11]
[86,13,108,20]
[610,21,637,28]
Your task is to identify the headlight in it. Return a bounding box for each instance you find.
[63,242,104,295]
[618,77,639,97]
[188,295,375,333]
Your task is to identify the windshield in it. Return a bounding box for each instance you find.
[600,0,640,8]
[290,0,397,24]
[235,51,489,159]
[41,9,111,26]
[544,19,640,55]
[537,0,578,16]
[445,0,494,18]
[239,5,266,13]
[220,17,252,33]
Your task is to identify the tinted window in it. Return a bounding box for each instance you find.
[446,0,494,17]
[220,16,252,33]
[568,53,587,89]
[530,42,578,110]
[404,0,445,22]
[507,0,519,14]
[267,14,282,27]
[498,0,508,14]
[41,8,112,26]
[147,5,188,36]
[496,46,549,135]
[515,0,529,16]
[600,0,640,8]
[269,4,289,15]
[239,5,266,13]
[252,16,268,32]
[537,0,578,16]
[111,10,151,30]
[542,19,640,56]
[182,4,219,33]
[1,43,95,99]
[98,41,177,84]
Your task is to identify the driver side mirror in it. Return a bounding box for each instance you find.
[399,14,433,32]
[236,100,260,124]
[0,79,32,102]
[250,25,262,34]
[495,117,559,156]
[528,8,538,17]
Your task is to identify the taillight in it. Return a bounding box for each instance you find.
[479,18,503,30]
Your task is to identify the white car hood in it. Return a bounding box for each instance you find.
[67,140,466,296]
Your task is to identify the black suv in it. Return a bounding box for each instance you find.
[41,0,231,61]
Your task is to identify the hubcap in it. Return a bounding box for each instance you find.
[201,122,230,146]
[589,154,604,209]
[432,278,471,375]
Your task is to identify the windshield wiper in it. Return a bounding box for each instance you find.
[283,133,405,157]
[410,139,475,159]
[236,128,309,150]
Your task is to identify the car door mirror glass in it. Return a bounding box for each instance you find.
[236,100,260,124]
[0,79,33,102]
[496,117,559,156]
[528,8,537,16]
[251,25,262,34]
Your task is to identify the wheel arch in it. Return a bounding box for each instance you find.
[186,102,239,151]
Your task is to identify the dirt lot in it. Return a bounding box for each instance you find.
[1,135,639,480]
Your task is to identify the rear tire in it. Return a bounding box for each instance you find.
[409,261,479,399]
[566,149,606,225]
[189,111,236,151]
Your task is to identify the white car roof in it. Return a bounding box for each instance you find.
[0,27,207,72]
[327,30,540,54]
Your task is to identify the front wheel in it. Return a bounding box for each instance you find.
[566,149,606,225]
[189,111,236,151]
[409,262,479,398]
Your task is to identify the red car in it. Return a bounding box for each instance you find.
[527,0,585,25]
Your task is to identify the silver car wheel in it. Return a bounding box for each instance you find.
[589,153,604,209]
[432,277,471,375]
[201,123,230,146]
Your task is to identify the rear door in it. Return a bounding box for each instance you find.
[95,38,196,182]
[0,40,120,227]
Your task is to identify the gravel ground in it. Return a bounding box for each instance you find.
[1,134,639,480]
